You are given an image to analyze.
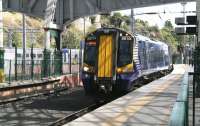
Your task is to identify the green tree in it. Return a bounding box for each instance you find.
[100,15,111,27]
[12,32,22,47]
[110,12,123,28]
[62,24,83,49]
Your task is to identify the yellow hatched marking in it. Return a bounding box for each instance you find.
[98,36,105,77]
[98,38,102,77]
[102,37,106,77]
[105,36,113,77]
[98,35,113,77]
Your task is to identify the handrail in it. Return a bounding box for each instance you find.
[169,73,188,126]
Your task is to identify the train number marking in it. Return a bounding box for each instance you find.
[121,36,132,41]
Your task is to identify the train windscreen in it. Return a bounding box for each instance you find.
[118,39,132,67]
[84,41,96,66]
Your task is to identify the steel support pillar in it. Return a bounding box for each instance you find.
[22,14,26,80]
[195,0,200,97]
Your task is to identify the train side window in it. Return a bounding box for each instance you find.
[26,54,29,58]
[33,54,36,58]
[17,53,22,58]
[37,54,43,58]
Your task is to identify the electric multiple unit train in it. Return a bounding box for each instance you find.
[82,27,172,95]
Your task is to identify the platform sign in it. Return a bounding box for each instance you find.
[175,17,185,25]
[187,16,197,25]
[175,16,197,35]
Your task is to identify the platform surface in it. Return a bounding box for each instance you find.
[64,65,188,126]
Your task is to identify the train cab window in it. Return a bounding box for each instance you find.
[84,41,96,66]
[118,39,133,67]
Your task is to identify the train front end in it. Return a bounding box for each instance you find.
[82,28,135,94]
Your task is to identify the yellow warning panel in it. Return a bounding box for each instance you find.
[98,35,113,77]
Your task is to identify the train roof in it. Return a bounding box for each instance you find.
[136,34,168,47]
[86,27,169,48]
[92,27,133,36]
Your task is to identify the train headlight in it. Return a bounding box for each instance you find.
[117,68,123,73]
[117,64,133,73]
[83,66,89,72]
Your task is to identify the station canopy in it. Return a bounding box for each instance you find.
[3,0,195,26]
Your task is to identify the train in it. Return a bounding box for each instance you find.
[82,27,172,95]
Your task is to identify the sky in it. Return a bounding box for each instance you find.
[115,2,196,28]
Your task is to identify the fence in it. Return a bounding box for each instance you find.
[4,49,82,84]
[169,73,189,126]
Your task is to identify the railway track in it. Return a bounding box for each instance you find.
[49,103,104,126]
[49,69,173,126]
[0,79,62,104]
[0,72,81,105]
[0,69,173,126]
[0,87,95,126]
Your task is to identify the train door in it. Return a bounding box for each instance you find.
[98,35,113,78]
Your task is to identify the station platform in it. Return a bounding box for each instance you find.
[0,74,82,102]
[64,64,189,126]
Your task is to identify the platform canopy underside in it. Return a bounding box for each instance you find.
[3,0,195,26]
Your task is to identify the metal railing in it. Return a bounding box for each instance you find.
[169,73,189,126]
[4,55,80,84]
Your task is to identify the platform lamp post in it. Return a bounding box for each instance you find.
[30,33,35,80]
[0,0,4,83]
[131,8,135,33]
[22,13,27,80]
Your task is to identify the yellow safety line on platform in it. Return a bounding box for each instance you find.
[101,74,182,126]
